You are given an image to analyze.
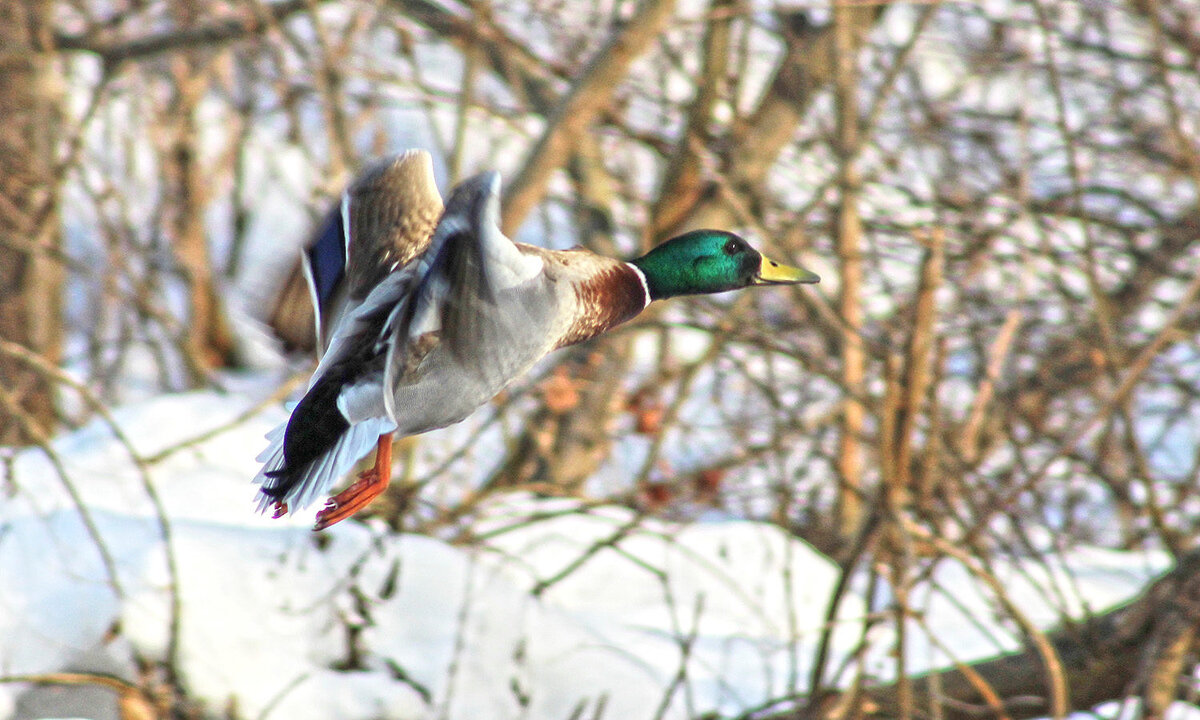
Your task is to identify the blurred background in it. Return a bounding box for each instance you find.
[4,0,1200,718]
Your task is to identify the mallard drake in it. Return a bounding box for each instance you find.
[254,150,819,530]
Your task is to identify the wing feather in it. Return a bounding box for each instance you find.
[292,150,444,354]
[379,170,564,431]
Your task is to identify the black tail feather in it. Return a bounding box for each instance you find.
[261,374,351,500]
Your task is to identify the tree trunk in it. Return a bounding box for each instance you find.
[0,0,64,445]
[165,0,237,382]
[766,549,1200,720]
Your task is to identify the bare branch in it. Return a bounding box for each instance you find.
[500,0,678,234]
[50,0,315,66]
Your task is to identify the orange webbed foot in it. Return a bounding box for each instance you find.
[312,433,394,531]
[313,468,388,531]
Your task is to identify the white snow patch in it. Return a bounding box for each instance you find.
[0,389,1177,719]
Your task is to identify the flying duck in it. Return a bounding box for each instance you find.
[254,150,819,529]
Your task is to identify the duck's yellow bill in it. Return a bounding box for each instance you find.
[755,255,820,285]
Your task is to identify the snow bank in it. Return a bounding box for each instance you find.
[0,389,1172,719]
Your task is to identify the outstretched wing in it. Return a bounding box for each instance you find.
[269,149,444,354]
[381,171,564,427]
[341,150,444,302]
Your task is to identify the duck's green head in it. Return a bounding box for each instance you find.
[629,230,819,301]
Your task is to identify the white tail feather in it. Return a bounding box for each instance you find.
[253,416,397,513]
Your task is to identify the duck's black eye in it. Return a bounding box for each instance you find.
[723,237,746,255]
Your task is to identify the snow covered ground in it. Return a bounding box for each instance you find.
[0,388,1174,720]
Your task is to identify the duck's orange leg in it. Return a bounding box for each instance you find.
[313,432,394,531]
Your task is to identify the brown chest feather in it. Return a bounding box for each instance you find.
[557,263,648,349]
